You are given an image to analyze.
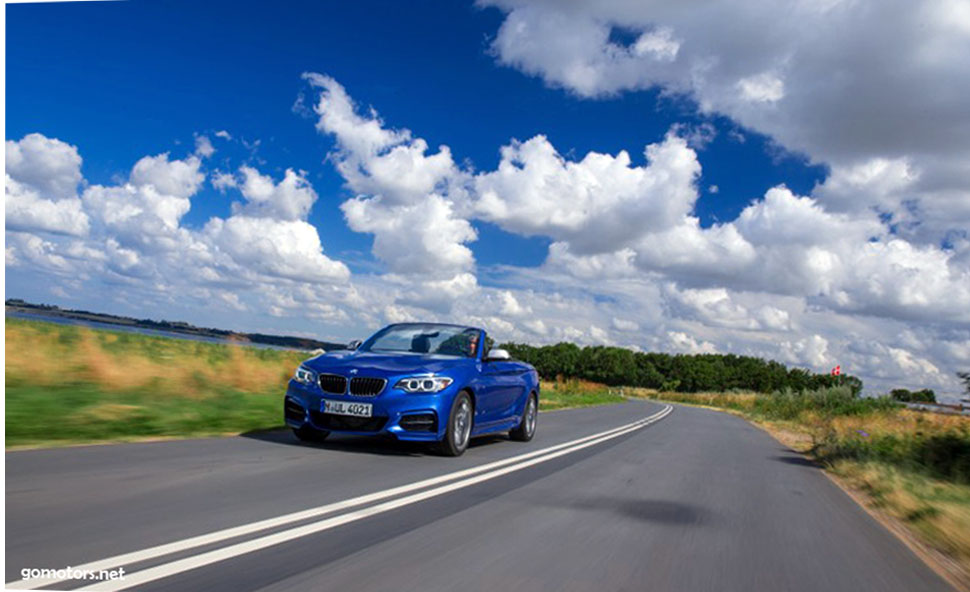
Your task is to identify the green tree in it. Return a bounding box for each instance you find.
[891,388,935,403]
[891,388,914,402]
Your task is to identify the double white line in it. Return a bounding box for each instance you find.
[11,405,672,591]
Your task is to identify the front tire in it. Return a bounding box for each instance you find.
[509,392,537,442]
[438,391,473,457]
[292,425,329,443]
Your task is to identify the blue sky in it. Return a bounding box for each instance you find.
[5,0,969,396]
[6,0,826,271]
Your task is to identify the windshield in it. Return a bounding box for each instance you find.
[362,324,480,358]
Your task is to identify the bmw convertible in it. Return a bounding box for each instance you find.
[284,323,540,456]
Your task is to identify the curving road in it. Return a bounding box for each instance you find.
[5,401,954,591]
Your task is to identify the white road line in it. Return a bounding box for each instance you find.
[9,412,658,590]
[9,405,672,591]
[86,405,671,592]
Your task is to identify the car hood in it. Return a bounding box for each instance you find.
[304,351,473,376]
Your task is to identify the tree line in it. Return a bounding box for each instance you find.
[499,342,863,395]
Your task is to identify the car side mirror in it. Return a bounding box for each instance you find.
[485,348,511,362]
[347,339,362,351]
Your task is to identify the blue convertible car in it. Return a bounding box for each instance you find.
[284,323,540,456]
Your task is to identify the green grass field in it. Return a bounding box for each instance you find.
[539,378,626,410]
[5,318,307,447]
[4,318,623,448]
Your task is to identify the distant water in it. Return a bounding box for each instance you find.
[5,310,307,351]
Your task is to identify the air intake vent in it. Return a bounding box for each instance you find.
[350,377,386,396]
[400,413,437,432]
[284,398,306,422]
[318,374,348,394]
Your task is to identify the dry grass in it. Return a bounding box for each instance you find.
[5,318,309,447]
[5,319,302,397]
[834,461,970,559]
[627,388,759,410]
[827,409,970,439]
[539,378,626,410]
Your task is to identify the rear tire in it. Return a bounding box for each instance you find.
[509,392,537,442]
[437,391,473,457]
[292,425,329,443]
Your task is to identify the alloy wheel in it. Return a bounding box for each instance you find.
[525,396,537,437]
[454,398,471,449]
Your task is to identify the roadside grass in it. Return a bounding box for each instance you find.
[539,378,626,411]
[633,387,970,587]
[832,460,970,570]
[5,318,306,447]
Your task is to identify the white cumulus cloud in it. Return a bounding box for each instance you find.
[5,134,89,236]
[233,167,318,221]
[475,131,700,254]
[304,73,477,280]
[481,0,970,243]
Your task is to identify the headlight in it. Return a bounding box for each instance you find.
[294,365,316,385]
[395,375,454,393]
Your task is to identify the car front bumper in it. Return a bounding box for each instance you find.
[284,379,451,442]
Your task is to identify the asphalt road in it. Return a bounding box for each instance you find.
[5,400,954,592]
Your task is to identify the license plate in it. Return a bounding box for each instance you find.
[322,399,373,417]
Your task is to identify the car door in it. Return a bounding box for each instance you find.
[475,358,507,427]
[473,334,529,429]
[491,360,528,421]
[478,360,527,425]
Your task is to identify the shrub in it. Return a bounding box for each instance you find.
[891,388,913,402]
[753,386,897,421]
[891,388,937,403]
